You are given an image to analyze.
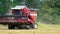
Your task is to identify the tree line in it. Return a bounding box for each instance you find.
[0,0,60,24]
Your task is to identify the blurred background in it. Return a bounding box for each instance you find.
[0,0,60,24]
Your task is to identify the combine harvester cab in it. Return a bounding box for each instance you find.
[0,6,38,29]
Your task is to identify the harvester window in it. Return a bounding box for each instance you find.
[13,9,22,18]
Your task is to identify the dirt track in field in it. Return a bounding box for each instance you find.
[0,23,60,34]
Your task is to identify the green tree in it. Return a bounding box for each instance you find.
[0,0,11,14]
[39,0,60,24]
[25,0,40,8]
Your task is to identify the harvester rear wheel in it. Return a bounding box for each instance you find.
[32,23,38,29]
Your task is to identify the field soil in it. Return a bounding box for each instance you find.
[0,22,60,34]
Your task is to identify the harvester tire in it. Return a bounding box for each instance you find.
[8,24,15,29]
[32,23,38,29]
[26,25,30,29]
[18,25,22,29]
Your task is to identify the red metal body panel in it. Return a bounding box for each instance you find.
[0,18,28,22]
[22,7,37,25]
[30,12,37,21]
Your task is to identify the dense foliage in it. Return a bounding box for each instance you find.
[0,0,10,14]
[39,0,60,24]
[0,0,60,24]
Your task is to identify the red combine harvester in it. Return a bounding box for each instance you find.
[0,6,38,29]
